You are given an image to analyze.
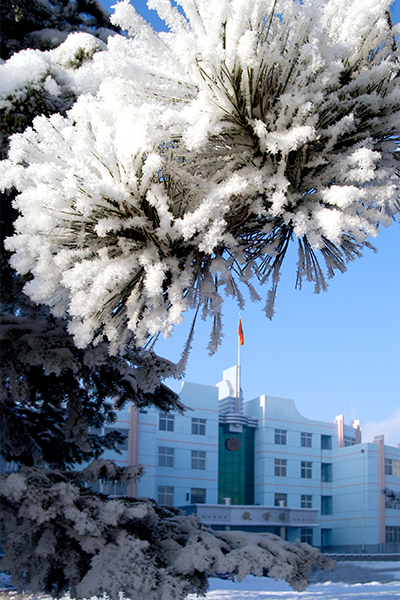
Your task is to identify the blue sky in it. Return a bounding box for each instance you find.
[99,0,400,445]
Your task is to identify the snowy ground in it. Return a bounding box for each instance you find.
[1,561,400,600]
[196,561,400,600]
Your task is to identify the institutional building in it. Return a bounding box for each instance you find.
[94,366,400,553]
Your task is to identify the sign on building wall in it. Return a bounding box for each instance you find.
[226,437,241,451]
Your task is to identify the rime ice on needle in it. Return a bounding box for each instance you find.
[2,0,399,353]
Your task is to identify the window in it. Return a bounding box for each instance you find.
[191,450,206,470]
[385,458,393,475]
[103,427,129,451]
[275,458,287,477]
[301,432,312,448]
[275,429,287,445]
[301,495,312,509]
[191,488,206,504]
[158,486,174,506]
[92,481,127,496]
[321,529,332,547]
[274,493,287,507]
[384,458,400,477]
[300,528,313,544]
[89,426,102,435]
[344,435,355,447]
[385,496,400,509]
[321,435,332,450]
[102,481,128,496]
[321,463,332,482]
[301,461,312,479]
[386,526,400,543]
[321,495,333,515]
[158,446,174,467]
[192,418,206,435]
[159,413,175,432]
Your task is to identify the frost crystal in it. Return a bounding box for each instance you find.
[2,0,399,353]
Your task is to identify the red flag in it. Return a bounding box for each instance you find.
[238,316,244,347]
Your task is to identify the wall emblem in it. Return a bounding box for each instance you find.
[226,437,241,451]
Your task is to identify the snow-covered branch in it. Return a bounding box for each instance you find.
[2,0,398,354]
[0,311,183,468]
[0,467,334,599]
[382,486,400,508]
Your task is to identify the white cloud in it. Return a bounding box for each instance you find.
[363,408,400,448]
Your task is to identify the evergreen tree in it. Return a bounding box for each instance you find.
[0,22,136,474]
[1,466,332,599]
[0,0,399,597]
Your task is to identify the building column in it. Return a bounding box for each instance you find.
[335,414,344,448]
[373,435,386,545]
[127,404,139,497]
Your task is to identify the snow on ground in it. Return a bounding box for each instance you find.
[193,561,400,600]
[1,561,400,600]
[195,572,400,600]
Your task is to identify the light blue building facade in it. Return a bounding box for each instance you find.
[135,381,219,506]
[97,366,400,553]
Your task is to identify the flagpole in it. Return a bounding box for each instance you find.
[237,327,241,414]
[237,314,243,414]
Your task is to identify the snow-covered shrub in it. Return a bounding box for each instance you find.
[0,467,333,599]
[2,0,399,354]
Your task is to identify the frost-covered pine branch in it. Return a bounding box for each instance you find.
[0,32,109,160]
[0,467,334,600]
[0,311,183,469]
[0,0,118,61]
[2,0,399,355]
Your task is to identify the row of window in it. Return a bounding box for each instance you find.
[160,420,342,450]
[274,429,355,449]
[275,429,314,447]
[385,458,400,477]
[158,486,206,505]
[100,423,357,454]
[274,493,332,514]
[91,481,333,518]
[274,459,333,482]
[89,484,330,516]
[159,415,207,435]
[158,447,207,470]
